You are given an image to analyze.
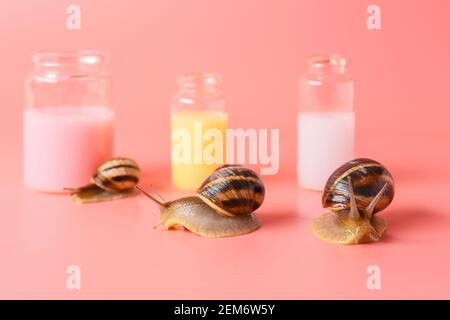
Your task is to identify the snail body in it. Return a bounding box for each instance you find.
[68,157,140,204]
[138,165,265,238]
[154,195,261,237]
[312,158,394,245]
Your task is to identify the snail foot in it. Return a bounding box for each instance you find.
[311,211,386,245]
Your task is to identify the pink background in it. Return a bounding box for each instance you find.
[1,0,450,299]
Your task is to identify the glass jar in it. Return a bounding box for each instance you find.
[297,54,355,190]
[171,72,228,191]
[24,51,114,192]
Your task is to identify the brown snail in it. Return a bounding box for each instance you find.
[137,164,265,238]
[67,157,141,204]
[311,158,395,245]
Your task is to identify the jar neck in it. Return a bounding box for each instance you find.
[176,72,222,95]
[32,51,107,78]
[172,73,224,112]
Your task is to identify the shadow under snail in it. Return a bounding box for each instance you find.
[136,164,265,238]
[311,158,395,245]
[66,157,141,204]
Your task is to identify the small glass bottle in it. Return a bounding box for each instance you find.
[24,51,114,192]
[298,54,355,190]
[171,72,228,191]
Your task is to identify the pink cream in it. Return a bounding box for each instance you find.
[23,106,114,192]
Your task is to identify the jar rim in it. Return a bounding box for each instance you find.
[33,51,107,67]
[176,72,222,88]
[306,54,349,68]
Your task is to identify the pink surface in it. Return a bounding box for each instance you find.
[1,0,450,299]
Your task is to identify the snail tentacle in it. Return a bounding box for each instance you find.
[63,187,79,194]
[364,183,388,218]
[135,185,166,207]
[347,176,360,221]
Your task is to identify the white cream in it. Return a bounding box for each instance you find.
[297,111,355,191]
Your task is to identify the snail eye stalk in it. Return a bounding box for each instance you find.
[365,183,388,218]
[347,176,360,220]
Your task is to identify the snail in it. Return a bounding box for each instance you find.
[136,164,265,238]
[66,157,141,204]
[311,158,395,245]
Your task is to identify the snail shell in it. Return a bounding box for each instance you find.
[92,157,140,192]
[312,158,395,245]
[322,158,394,214]
[137,165,264,238]
[68,157,140,204]
[197,164,265,217]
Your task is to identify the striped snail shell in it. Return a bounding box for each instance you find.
[92,157,140,192]
[197,165,265,217]
[136,164,265,238]
[312,158,395,245]
[68,157,140,204]
[322,158,394,214]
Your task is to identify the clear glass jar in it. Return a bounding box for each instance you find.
[297,54,355,190]
[24,51,114,192]
[171,72,228,191]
